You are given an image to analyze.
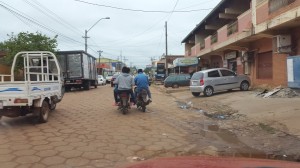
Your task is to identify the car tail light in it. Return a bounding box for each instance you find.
[200,79,204,86]
[14,99,28,104]
[76,80,82,84]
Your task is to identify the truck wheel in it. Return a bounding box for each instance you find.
[49,102,56,111]
[84,81,90,90]
[39,100,50,123]
[94,81,98,88]
[65,86,71,92]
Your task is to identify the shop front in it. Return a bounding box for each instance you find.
[173,57,199,74]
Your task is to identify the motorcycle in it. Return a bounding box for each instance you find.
[117,91,130,115]
[135,87,150,112]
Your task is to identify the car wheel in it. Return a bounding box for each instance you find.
[192,92,200,97]
[204,86,214,97]
[240,81,249,91]
[172,83,179,88]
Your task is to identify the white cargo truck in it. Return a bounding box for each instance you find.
[0,51,64,123]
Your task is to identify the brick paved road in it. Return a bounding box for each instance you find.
[0,85,195,168]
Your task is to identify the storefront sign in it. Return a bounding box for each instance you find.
[173,57,199,67]
[225,51,237,60]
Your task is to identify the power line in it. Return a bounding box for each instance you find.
[73,0,212,13]
[27,0,83,37]
[0,1,84,45]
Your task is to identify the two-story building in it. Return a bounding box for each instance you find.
[182,0,300,87]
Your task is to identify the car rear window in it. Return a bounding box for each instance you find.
[207,70,220,77]
[191,72,203,80]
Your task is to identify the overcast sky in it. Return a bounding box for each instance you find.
[0,0,220,68]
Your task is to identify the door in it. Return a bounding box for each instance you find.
[67,53,82,78]
[178,75,190,86]
[220,69,239,89]
[206,70,223,91]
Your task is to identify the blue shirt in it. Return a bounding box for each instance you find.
[134,73,149,89]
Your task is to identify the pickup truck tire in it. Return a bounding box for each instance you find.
[49,102,56,111]
[39,100,50,123]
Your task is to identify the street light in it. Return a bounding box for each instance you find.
[83,17,110,52]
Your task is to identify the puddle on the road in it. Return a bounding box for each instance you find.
[174,100,300,162]
[204,123,299,162]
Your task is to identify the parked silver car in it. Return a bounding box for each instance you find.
[190,68,250,97]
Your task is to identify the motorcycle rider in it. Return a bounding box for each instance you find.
[134,69,152,102]
[113,67,135,105]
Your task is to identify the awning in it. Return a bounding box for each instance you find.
[173,57,199,67]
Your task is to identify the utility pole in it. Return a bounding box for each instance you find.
[83,30,89,52]
[165,21,168,76]
[97,50,103,74]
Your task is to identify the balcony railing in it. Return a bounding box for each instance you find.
[227,21,238,36]
[269,0,295,13]
[200,43,205,50]
[211,33,218,44]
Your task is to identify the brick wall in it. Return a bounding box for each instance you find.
[256,1,300,24]
[248,38,288,87]
[0,65,10,74]
[272,53,288,86]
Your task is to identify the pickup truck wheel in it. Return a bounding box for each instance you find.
[49,102,56,111]
[39,100,50,123]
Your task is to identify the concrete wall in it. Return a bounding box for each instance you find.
[292,27,300,55]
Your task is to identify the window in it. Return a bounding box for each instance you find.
[207,70,220,77]
[179,75,189,80]
[220,70,235,76]
[191,72,203,80]
[269,0,295,13]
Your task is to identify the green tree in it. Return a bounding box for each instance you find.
[0,32,57,69]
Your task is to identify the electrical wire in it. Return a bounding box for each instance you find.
[30,0,83,36]
[73,0,212,13]
[0,1,84,45]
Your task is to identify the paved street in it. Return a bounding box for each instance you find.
[0,85,196,168]
[1,85,300,168]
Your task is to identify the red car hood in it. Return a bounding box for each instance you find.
[118,156,299,168]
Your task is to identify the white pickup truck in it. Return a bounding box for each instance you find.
[0,51,64,123]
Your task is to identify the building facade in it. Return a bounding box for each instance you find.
[182,0,300,87]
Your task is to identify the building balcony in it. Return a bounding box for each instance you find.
[197,9,252,56]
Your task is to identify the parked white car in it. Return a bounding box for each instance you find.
[98,75,106,85]
[190,68,250,97]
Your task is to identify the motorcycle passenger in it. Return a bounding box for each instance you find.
[113,67,135,105]
[134,69,152,102]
